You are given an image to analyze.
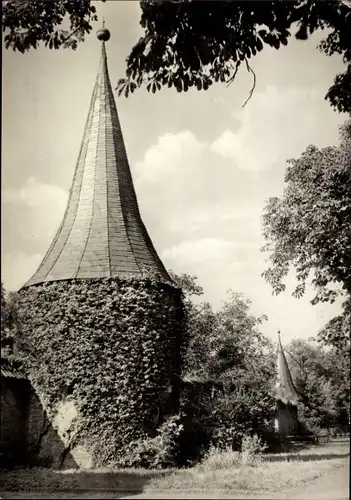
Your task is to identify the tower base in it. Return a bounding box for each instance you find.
[275,400,299,436]
[17,277,185,468]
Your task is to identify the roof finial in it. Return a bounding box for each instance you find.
[97,18,110,42]
[277,330,282,346]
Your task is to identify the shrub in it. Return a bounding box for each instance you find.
[178,290,276,460]
[211,426,238,450]
[114,413,184,468]
[240,434,267,466]
[198,433,267,471]
[199,446,241,471]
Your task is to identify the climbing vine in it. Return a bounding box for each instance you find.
[16,277,185,467]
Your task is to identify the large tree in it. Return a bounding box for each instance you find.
[261,121,351,355]
[2,0,350,113]
[2,0,100,51]
[286,339,350,433]
[171,271,276,454]
[187,291,275,449]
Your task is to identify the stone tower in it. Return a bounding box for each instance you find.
[275,332,300,435]
[19,28,184,468]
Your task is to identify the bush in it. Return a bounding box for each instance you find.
[199,446,241,471]
[115,414,184,468]
[240,434,267,466]
[199,433,267,471]
[211,426,238,450]
[178,290,276,462]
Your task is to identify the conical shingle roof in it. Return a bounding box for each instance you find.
[276,333,300,406]
[24,34,171,287]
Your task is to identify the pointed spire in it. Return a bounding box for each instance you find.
[277,330,283,348]
[276,332,299,406]
[24,28,171,287]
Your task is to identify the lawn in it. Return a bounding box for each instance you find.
[0,439,349,497]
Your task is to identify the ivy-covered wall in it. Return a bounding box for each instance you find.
[17,277,185,467]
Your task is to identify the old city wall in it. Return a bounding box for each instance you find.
[0,376,77,468]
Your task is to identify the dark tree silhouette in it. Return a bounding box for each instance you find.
[2,1,350,113]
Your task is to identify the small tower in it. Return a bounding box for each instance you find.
[18,26,184,468]
[275,331,300,435]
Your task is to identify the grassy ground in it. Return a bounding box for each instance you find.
[144,439,349,494]
[145,459,346,494]
[0,439,349,497]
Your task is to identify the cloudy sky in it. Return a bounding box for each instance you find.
[2,1,347,343]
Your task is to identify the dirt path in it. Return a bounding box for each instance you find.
[0,461,349,500]
[289,460,349,500]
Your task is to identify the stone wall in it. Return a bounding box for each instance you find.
[275,400,299,435]
[0,377,28,460]
[0,376,77,469]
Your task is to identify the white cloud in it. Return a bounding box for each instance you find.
[135,131,214,233]
[135,131,205,183]
[135,129,264,237]
[2,22,346,348]
[3,176,67,212]
[135,85,339,241]
[211,86,340,172]
[162,238,343,344]
[2,177,68,240]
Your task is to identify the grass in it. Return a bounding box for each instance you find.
[0,467,167,493]
[262,439,350,462]
[145,457,346,494]
[144,439,349,494]
[0,439,349,497]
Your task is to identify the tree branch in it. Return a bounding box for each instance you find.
[62,26,81,44]
[242,58,257,108]
[226,61,240,87]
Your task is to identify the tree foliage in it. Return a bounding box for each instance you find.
[317,299,351,357]
[286,339,350,433]
[2,1,350,113]
[171,274,276,455]
[1,283,22,374]
[2,0,100,52]
[184,291,273,384]
[262,121,351,353]
[116,0,351,113]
